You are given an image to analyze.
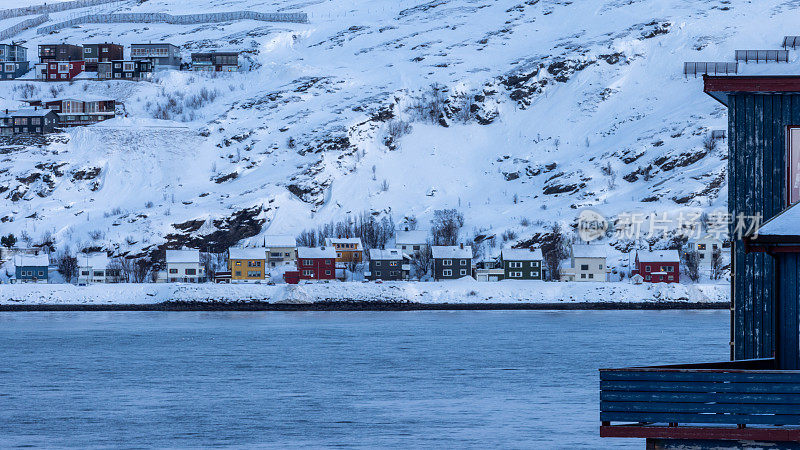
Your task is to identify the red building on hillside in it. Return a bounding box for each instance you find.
[296,247,337,281]
[632,249,680,283]
[35,60,85,81]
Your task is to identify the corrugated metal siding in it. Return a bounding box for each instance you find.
[728,93,799,361]
[777,253,800,369]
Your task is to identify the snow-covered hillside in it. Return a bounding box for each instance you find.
[0,0,793,264]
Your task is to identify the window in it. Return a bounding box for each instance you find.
[325,270,331,275]
[789,127,800,205]
[413,245,420,251]
[530,271,538,277]
[531,261,539,267]
[581,273,586,279]
[443,259,452,266]
[375,261,382,266]
[645,275,651,281]
[85,48,91,54]
[93,271,104,277]
[389,261,398,267]
[510,261,522,268]
[598,264,603,269]
[460,269,467,276]
[325,259,332,265]
[169,268,178,274]
[81,270,89,276]
[35,127,40,133]
[460,260,467,266]
[303,260,312,266]
[235,261,241,266]
[510,271,521,278]
[302,270,314,277]
[284,252,290,257]
[38,271,44,276]
[4,63,12,72]
[114,63,121,69]
[668,276,674,281]
[645,265,651,272]
[588,274,594,279]
[185,269,196,275]
[580,264,589,270]
[390,271,398,277]
[375,271,382,277]
[697,243,707,251]
[247,271,261,277]
[443,269,452,276]
[58,63,68,73]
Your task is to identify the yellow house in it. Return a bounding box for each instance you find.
[324,237,364,266]
[228,247,267,282]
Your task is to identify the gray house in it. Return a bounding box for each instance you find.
[0,43,28,79]
[130,43,181,70]
[367,248,409,281]
[10,108,58,134]
[432,244,473,281]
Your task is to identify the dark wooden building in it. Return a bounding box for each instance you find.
[25,97,116,126]
[82,43,123,71]
[599,75,800,448]
[431,244,472,280]
[366,248,409,281]
[10,108,58,134]
[38,43,83,63]
[104,60,153,80]
[191,51,240,72]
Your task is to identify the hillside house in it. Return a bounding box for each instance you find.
[228,247,266,282]
[82,43,123,71]
[0,110,11,135]
[560,244,609,282]
[264,235,297,268]
[25,97,116,126]
[101,59,153,80]
[432,244,473,280]
[633,249,680,283]
[35,60,85,81]
[686,235,723,268]
[366,248,409,281]
[77,252,121,284]
[130,43,181,70]
[165,249,204,283]
[38,43,83,63]
[500,248,544,280]
[14,254,49,283]
[0,43,28,79]
[324,237,364,267]
[191,51,239,72]
[9,108,58,134]
[296,246,336,281]
[395,228,429,256]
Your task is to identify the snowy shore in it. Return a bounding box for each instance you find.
[0,279,729,307]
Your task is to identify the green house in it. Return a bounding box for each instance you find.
[500,248,544,280]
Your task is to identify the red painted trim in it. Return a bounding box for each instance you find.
[601,425,800,441]
[704,75,800,93]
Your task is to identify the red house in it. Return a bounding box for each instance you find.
[633,249,680,283]
[35,60,85,81]
[296,247,337,281]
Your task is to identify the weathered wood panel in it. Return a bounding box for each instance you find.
[600,366,800,426]
[777,253,800,369]
[727,93,799,361]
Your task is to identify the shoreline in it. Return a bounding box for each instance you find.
[0,300,731,312]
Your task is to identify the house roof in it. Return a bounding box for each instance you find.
[11,108,56,117]
[432,245,473,259]
[749,202,800,243]
[228,247,266,260]
[704,75,800,106]
[637,249,680,263]
[368,248,407,260]
[15,254,49,266]
[166,249,200,263]
[501,247,543,261]
[32,95,115,103]
[263,235,296,248]
[80,252,109,268]
[571,244,606,259]
[396,229,428,244]
[297,246,337,259]
[325,237,363,247]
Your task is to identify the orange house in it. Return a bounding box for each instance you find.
[227,247,266,282]
[324,237,363,267]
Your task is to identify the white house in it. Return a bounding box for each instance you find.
[165,249,204,283]
[264,235,297,268]
[686,236,723,268]
[77,252,121,284]
[395,228,429,256]
[560,244,610,282]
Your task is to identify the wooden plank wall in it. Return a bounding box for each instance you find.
[728,93,798,361]
[777,253,800,369]
[600,368,800,425]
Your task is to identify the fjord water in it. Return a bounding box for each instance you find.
[0,310,727,449]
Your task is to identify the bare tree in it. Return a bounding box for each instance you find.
[132,258,152,283]
[710,247,724,280]
[56,248,78,283]
[683,250,700,282]
[431,209,464,246]
[542,224,568,281]
[411,244,433,280]
[107,258,125,283]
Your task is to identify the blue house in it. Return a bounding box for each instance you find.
[0,43,29,80]
[14,254,50,283]
[599,76,800,447]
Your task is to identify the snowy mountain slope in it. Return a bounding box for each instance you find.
[0,0,795,263]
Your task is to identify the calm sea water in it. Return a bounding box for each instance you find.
[0,310,728,449]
